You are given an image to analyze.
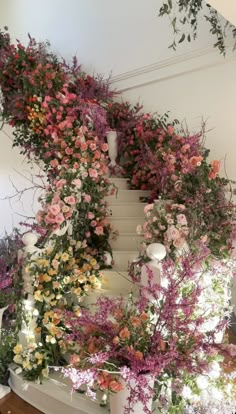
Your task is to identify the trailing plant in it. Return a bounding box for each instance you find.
[158,0,236,55]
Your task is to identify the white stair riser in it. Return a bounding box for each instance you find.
[110,234,142,251]
[106,190,149,203]
[109,177,129,190]
[109,217,145,233]
[107,203,145,218]
[102,270,134,291]
[112,250,139,271]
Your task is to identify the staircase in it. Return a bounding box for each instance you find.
[86,177,149,303]
[9,177,150,414]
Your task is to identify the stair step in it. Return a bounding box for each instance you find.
[109,216,145,233]
[106,189,150,203]
[110,233,142,250]
[112,250,139,271]
[102,270,134,291]
[107,203,145,218]
[109,177,129,190]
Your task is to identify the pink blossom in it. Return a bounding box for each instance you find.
[48,204,61,216]
[166,225,180,241]
[89,143,97,151]
[88,212,95,219]
[95,226,104,236]
[101,143,108,152]
[72,178,82,189]
[64,195,76,205]
[144,204,154,214]
[84,194,91,203]
[54,213,65,224]
[88,168,98,178]
[65,147,73,155]
[81,142,88,151]
[176,214,188,226]
[50,159,59,168]
[56,179,67,189]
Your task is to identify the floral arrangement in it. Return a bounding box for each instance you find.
[61,249,236,413]
[0,27,115,372]
[0,27,235,414]
[137,201,189,258]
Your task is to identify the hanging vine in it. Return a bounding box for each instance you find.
[158,0,236,55]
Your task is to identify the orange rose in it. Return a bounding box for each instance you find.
[119,327,130,340]
[109,380,123,393]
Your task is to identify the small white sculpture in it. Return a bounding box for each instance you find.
[18,232,41,347]
[106,130,118,168]
[18,232,41,295]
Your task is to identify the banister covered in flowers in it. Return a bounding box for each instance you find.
[0,26,235,413]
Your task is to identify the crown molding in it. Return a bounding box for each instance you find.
[110,44,236,93]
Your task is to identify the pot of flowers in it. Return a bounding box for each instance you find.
[61,246,236,414]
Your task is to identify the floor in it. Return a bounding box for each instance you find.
[0,391,43,414]
[0,330,235,414]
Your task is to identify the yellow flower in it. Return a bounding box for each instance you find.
[78,275,87,284]
[72,287,82,296]
[34,290,43,302]
[61,252,69,262]
[35,352,43,360]
[37,259,49,267]
[23,359,33,370]
[13,354,23,364]
[63,276,71,284]
[42,367,49,377]
[43,274,52,282]
[89,275,97,284]
[49,269,57,276]
[13,344,23,354]
[90,259,97,267]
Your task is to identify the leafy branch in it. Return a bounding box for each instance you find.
[158,0,236,55]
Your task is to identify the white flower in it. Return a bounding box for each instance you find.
[181,385,192,400]
[208,361,221,379]
[196,375,209,390]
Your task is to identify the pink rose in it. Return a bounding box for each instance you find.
[88,212,95,219]
[95,226,104,236]
[88,168,98,178]
[48,204,61,216]
[81,142,88,151]
[56,179,67,189]
[54,213,65,224]
[72,178,82,189]
[44,214,56,224]
[177,214,188,226]
[64,196,76,205]
[65,147,73,155]
[84,194,91,203]
[101,143,108,152]
[89,143,97,151]
[166,225,180,241]
[50,159,59,168]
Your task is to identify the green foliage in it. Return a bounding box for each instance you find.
[158,0,236,55]
[0,329,17,384]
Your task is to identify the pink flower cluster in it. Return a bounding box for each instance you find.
[140,201,189,257]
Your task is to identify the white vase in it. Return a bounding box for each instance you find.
[106,130,118,167]
[0,305,7,340]
[109,376,154,414]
